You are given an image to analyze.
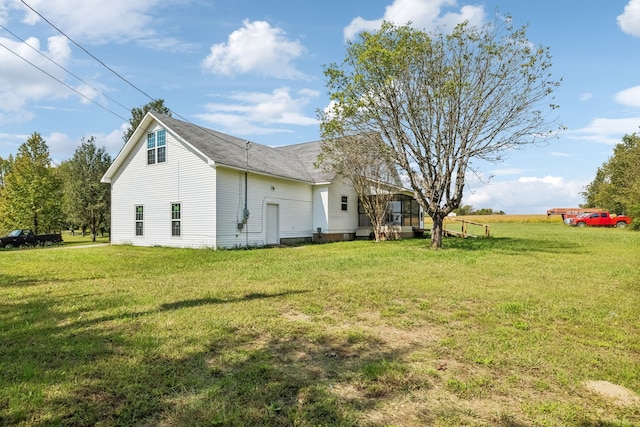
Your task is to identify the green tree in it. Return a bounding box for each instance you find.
[123,99,171,142]
[582,133,640,229]
[320,19,561,248]
[453,205,474,216]
[0,133,63,234]
[0,155,13,189]
[61,137,112,241]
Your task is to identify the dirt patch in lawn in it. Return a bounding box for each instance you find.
[584,380,640,406]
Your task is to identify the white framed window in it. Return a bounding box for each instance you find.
[171,203,181,237]
[135,205,144,236]
[341,195,348,211]
[147,129,167,165]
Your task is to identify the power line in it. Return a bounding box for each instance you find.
[17,0,195,127]
[9,0,227,146]
[0,23,132,115]
[4,3,245,154]
[0,41,129,121]
[20,0,157,104]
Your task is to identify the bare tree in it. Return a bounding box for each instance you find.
[319,134,399,241]
[321,18,561,248]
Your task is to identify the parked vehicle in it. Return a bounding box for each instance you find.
[546,207,605,223]
[568,212,632,228]
[0,229,63,248]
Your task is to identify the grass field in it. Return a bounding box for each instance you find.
[1,221,639,426]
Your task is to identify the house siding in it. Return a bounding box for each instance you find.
[312,185,329,233]
[215,168,313,248]
[104,113,418,250]
[327,177,359,234]
[110,123,217,248]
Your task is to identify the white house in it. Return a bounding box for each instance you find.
[101,112,422,249]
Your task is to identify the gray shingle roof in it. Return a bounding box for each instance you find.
[155,113,323,183]
[275,141,336,183]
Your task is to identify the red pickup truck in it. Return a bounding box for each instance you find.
[569,212,632,228]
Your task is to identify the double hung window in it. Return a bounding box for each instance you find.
[135,205,144,236]
[171,203,181,237]
[147,129,167,165]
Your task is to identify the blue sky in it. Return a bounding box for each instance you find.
[1,0,639,214]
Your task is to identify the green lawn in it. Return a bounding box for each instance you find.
[1,223,639,426]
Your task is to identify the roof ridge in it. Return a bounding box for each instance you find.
[152,113,323,183]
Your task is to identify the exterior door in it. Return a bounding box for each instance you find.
[266,203,279,245]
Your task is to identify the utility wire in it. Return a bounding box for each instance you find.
[18,0,196,127]
[0,41,129,121]
[13,0,230,148]
[20,0,157,104]
[0,23,132,114]
[5,3,255,155]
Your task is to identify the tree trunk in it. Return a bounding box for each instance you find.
[430,214,445,249]
[91,217,97,242]
[373,223,384,242]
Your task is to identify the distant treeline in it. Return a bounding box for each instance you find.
[453,205,506,216]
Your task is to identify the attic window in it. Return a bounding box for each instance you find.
[147,129,167,165]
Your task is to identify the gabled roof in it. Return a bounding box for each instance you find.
[102,112,327,184]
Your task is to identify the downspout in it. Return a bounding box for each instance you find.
[244,141,251,248]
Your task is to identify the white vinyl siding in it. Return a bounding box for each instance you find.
[215,168,313,248]
[110,123,216,248]
[327,177,358,233]
[107,117,365,249]
[312,185,329,233]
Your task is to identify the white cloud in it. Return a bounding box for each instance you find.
[15,0,156,42]
[46,131,76,163]
[0,36,112,124]
[344,0,485,40]
[0,35,73,114]
[100,123,129,156]
[202,20,307,80]
[137,36,198,53]
[615,85,640,107]
[3,1,168,119]
[45,123,127,163]
[0,131,29,158]
[0,32,115,124]
[195,87,319,136]
[2,0,189,49]
[569,117,640,145]
[438,5,486,30]
[0,129,121,164]
[464,175,587,214]
[618,0,640,37]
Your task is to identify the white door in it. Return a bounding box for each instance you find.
[266,203,279,245]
